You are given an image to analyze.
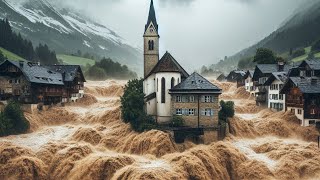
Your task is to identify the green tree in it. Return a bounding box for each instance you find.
[120,79,156,132]
[0,101,30,136]
[87,65,107,80]
[238,56,256,69]
[218,100,235,123]
[311,39,320,53]
[171,115,184,127]
[253,48,277,64]
[0,51,6,63]
[291,48,306,58]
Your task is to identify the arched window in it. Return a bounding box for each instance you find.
[148,40,154,50]
[161,77,165,103]
[171,77,175,88]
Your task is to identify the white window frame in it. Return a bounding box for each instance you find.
[204,96,212,103]
[176,109,182,115]
[190,96,195,102]
[176,96,182,102]
[188,109,195,116]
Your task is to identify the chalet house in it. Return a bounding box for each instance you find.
[226,70,246,87]
[216,73,226,82]
[280,77,320,126]
[297,59,320,77]
[143,1,222,143]
[253,61,291,106]
[46,65,85,102]
[244,70,256,95]
[0,60,85,105]
[264,72,287,111]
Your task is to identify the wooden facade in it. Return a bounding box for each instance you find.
[0,60,85,105]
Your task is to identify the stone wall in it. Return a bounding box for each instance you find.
[171,94,220,127]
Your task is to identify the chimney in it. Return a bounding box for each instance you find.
[278,59,285,72]
[19,61,24,68]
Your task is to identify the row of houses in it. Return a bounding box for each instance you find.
[0,60,86,105]
[219,59,320,127]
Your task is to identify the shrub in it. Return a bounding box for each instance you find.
[171,115,184,127]
[0,101,30,136]
[291,48,306,58]
[120,79,157,132]
[218,100,235,123]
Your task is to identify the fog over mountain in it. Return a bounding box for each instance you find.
[49,0,311,71]
[1,0,314,72]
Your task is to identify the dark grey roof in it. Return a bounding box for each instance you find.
[6,60,64,85]
[170,72,222,93]
[264,72,287,86]
[303,59,320,70]
[256,64,292,74]
[289,77,320,94]
[244,70,254,79]
[146,52,189,79]
[46,65,85,82]
[145,0,158,32]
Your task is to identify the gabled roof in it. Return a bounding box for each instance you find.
[264,72,287,86]
[244,70,254,79]
[256,64,292,74]
[145,52,189,79]
[46,65,86,82]
[226,70,246,81]
[1,60,64,85]
[217,73,226,81]
[281,77,320,94]
[299,59,320,70]
[170,72,222,94]
[145,0,158,32]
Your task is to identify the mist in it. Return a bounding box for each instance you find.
[52,0,306,71]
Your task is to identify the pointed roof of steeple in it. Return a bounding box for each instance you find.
[145,0,158,32]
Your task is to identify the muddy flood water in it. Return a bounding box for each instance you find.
[0,80,319,180]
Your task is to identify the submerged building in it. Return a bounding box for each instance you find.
[0,60,85,105]
[143,0,222,143]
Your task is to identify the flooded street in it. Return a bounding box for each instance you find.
[0,80,319,179]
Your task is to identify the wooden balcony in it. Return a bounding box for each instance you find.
[286,99,304,108]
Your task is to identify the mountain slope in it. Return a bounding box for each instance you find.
[213,0,320,73]
[0,0,142,70]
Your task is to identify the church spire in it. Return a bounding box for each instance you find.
[145,0,158,32]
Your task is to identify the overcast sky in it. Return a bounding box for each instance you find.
[54,0,306,70]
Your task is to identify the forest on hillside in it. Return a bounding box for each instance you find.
[0,19,59,65]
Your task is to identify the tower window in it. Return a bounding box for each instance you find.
[171,77,175,88]
[161,77,165,103]
[148,40,154,50]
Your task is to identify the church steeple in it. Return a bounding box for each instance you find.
[143,0,160,77]
[145,0,158,32]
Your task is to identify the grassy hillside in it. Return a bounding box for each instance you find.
[0,47,25,61]
[291,46,320,62]
[57,54,95,66]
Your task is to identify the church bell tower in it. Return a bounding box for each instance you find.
[144,0,159,77]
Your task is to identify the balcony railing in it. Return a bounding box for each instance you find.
[286,99,304,108]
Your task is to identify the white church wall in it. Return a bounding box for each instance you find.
[146,98,157,116]
[156,72,181,123]
[144,74,156,96]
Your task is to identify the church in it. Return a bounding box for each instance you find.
[143,0,222,130]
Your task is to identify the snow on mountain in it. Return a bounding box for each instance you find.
[0,0,142,70]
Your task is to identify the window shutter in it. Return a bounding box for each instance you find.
[201,96,205,102]
[211,109,214,116]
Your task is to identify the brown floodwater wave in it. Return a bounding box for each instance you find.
[0,81,319,180]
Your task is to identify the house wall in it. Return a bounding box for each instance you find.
[287,107,305,125]
[155,72,181,123]
[144,74,156,96]
[268,80,285,111]
[171,94,220,127]
[245,76,255,94]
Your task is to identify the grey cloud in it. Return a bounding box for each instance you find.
[158,0,196,7]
